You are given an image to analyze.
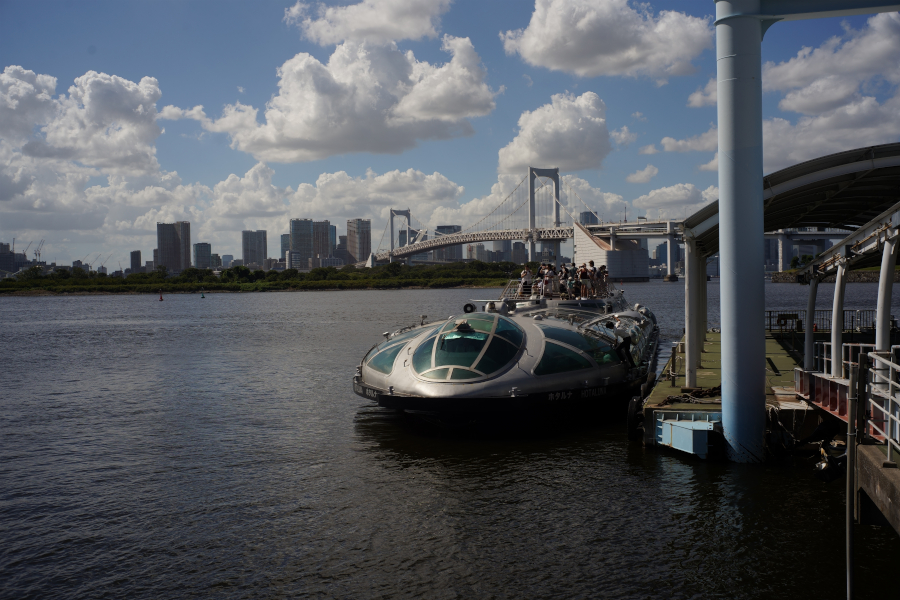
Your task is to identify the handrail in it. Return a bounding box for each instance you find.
[865,351,900,463]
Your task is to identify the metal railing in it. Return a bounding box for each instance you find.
[815,341,833,374]
[764,309,890,332]
[866,351,900,463]
[499,278,620,300]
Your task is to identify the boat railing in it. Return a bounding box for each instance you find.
[498,278,621,300]
[865,351,900,464]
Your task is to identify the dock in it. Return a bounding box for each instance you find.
[643,330,900,538]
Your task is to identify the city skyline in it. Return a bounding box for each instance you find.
[2,2,898,266]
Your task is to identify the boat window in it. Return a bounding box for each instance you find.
[367,326,437,360]
[473,337,520,374]
[366,343,405,374]
[534,341,593,376]
[421,368,449,380]
[495,316,524,346]
[449,368,480,380]
[434,329,490,368]
[413,315,523,379]
[412,335,438,373]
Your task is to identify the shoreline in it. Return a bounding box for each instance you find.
[0,283,507,297]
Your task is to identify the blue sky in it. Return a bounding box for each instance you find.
[1,0,898,265]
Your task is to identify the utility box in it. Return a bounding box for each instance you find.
[655,411,721,459]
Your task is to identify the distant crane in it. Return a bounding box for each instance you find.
[34,240,44,262]
[22,241,32,258]
[89,253,103,271]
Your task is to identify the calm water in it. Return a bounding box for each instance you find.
[2,281,899,599]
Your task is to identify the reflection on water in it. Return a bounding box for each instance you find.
[1,283,898,599]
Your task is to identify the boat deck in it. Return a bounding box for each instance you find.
[644,332,801,414]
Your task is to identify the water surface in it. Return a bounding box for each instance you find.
[2,282,898,599]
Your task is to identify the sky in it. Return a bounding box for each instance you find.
[1,0,899,267]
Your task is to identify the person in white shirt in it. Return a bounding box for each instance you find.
[605,315,637,367]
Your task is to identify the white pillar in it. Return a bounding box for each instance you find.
[609,226,617,251]
[876,233,898,351]
[700,263,708,342]
[831,263,848,378]
[717,0,766,462]
[666,221,674,276]
[777,233,792,272]
[685,238,702,388]
[804,277,819,370]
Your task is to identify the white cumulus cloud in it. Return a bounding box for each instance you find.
[660,124,717,152]
[498,91,612,174]
[610,125,637,147]
[687,77,716,107]
[284,0,451,45]
[625,164,658,183]
[500,0,712,80]
[633,183,717,220]
[638,144,658,155]
[162,36,498,163]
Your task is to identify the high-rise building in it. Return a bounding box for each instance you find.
[222,255,234,268]
[434,225,462,261]
[492,240,512,262]
[329,224,337,256]
[242,230,267,267]
[280,233,291,260]
[512,242,528,264]
[290,218,314,264]
[579,211,599,225]
[193,243,212,269]
[130,250,142,273]
[347,218,371,264]
[313,220,332,259]
[334,235,352,264]
[156,221,191,273]
[211,253,221,268]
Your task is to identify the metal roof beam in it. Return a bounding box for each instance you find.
[799,200,900,282]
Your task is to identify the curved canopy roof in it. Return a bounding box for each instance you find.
[684,143,900,258]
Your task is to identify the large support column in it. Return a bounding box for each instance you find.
[684,238,703,387]
[875,233,898,352]
[777,232,792,271]
[389,211,395,263]
[804,277,819,370]
[666,223,673,274]
[528,172,536,262]
[700,261,708,341]
[831,262,848,378]
[664,221,678,282]
[609,226,617,251]
[716,0,766,462]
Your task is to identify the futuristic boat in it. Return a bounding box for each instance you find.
[352,284,660,421]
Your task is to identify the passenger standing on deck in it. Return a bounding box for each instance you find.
[520,266,532,298]
[606,316,637,367]
[598,265,608,296]
[587,261,598,298]
[578,264,592,299]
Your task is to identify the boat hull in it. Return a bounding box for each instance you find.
[353,376,642,417]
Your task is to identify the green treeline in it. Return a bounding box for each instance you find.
[0,261,529,294]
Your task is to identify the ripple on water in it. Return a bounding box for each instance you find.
[1,286,899,599]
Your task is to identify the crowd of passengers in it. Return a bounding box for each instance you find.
[516,261,609,299]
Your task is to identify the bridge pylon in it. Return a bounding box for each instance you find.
[529,167,561,268]
[389,208,411,263]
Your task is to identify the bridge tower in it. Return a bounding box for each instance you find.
[389,208,412,263]
[529,167,561,268]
